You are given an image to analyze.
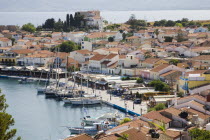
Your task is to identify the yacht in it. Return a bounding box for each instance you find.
[83,112,122,126]
[69,97,101,105]
[67,121,116,135]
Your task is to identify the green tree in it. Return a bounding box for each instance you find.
[149,80,170,92]
[149,121,166,132]
[154,29,159,37]
[136,78,143,83]
[51,41,80,53]
[164,36,173,42]
[9,38,15,46]
[175,23,183,27]
[117,134,129,140]
[70,14,75,27]
[108,37,114,42]
[120,118,131,125]
[21,23,36,33]
[42,18,55,30]
[66,14,70,27]
[165,20,176,27]
[122,33,126,40]
[0,90,21,140]
[169,59,179,66]
[126,14,146,30]
[189,128,210,140]
[159,19,167,26]
[148,103,166,112]
[54,19,64,32]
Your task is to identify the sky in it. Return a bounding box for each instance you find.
[0,0,210,12]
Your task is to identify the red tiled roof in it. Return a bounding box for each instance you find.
[142,111,172,123]
[64,133,93,140]
[142,58,161,64]
[11,49,35,54]
[104,54,118,59]
[75,49,92,55]
[90,54,106,61]
[0,37,10,42]
[150,64,170,72]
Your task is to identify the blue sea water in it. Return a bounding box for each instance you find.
[0,10,210,26]
[0,78,124,140]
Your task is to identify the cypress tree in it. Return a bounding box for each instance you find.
[66,14,70,27]
[74,13,78,27]
[70,14,74,27]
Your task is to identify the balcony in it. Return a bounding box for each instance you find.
[180,76,206,81]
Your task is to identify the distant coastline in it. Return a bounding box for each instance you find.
[0,10,210,26]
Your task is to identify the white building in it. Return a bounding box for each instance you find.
[194,27,208,33]
[0,37,12,47]
[81,41,93,51]
[66,32,87,44]
[17,54,54,66]
[70,49,93,63]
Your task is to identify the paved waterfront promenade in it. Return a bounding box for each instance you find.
[64,79,148,115]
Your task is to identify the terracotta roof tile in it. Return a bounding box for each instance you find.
[161,129,181,139]
[160,70,179,77]
[64,133,93,140]
[142,58,161,64]
[90,54,106,61]
[192,55,210,60]
[11,49,35,54]
[75,49,92,55]
[150,64,170,72]
[160,107,182,117]
[142,111,172,123]
[104,53,118,59]
[0,37,10,42]
[99,128,147,140]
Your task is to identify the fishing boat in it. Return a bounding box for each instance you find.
[83,112,122,126]
[67,121,116,135]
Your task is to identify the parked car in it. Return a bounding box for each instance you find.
[134,99,141,104]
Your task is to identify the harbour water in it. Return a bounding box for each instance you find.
[0,10,210,26]
[0,78,125,140]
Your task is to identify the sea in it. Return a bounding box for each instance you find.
[0,10,210,26]
[0,78,125,140]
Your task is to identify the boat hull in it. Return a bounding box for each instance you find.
[71,99,101,105]
[67,127,98,135]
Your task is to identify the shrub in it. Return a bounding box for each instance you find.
[120,118,132,125]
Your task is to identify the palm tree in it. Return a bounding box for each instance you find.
[149,121,166,132]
